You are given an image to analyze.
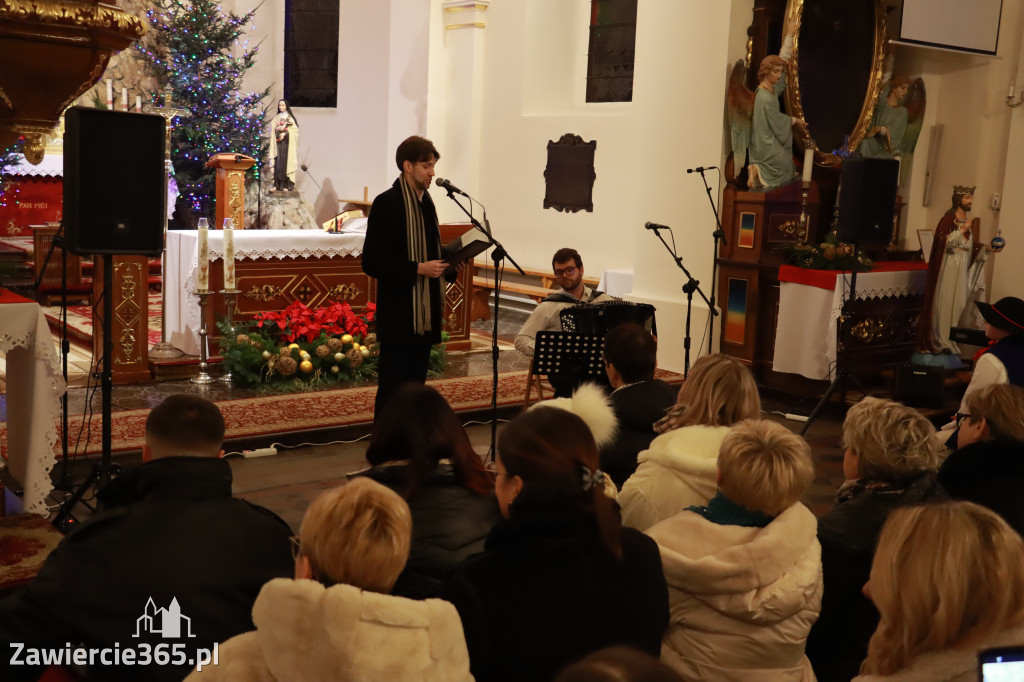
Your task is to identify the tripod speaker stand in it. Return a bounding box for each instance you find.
[800,157,899,436]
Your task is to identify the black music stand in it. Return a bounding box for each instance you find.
[532,331,607,399]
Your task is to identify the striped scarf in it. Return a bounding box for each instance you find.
[399,174,436,335]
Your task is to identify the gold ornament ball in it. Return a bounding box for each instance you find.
[299,359,314,374]
[330,365,340,375]
[334,352,345,363]
[299,351,311,360]
[288,343,300,350]
[360,348,370,358]
[341,334,354,345]
[261,350,272,359]
[236,334,251,345]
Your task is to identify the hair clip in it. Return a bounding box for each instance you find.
[581,466,606,491]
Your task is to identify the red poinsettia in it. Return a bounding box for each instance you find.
[255,300,375,344]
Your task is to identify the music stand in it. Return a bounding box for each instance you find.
[532,330,607,399]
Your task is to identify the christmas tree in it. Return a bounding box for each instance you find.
[135,0,269,227]
[0,138,24,212]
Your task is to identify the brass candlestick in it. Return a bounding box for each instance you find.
[219,289,240,383]
[191,289,215,385]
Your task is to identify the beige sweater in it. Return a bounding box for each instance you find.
[185,578,474,682]
[647,502,823,682]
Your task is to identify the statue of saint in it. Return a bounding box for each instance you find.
[269,99,299,191]
[917,186,1002,354]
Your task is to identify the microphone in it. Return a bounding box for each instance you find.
[686,166,718,174]
[300,164,309,172]
[645,221,671,231]
[435,177,469,196]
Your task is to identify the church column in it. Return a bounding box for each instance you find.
[432,0,490,223]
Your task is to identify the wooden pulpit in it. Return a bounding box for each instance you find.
[206,153,256,229]
[92,255,151,383]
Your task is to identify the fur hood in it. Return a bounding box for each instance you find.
[186,579,473,681]
[534,382,618,447]
[639,425,731,477]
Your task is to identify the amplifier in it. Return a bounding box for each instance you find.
[893,363,946,409]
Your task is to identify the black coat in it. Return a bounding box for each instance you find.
[357,462,502,599]
[805,471,947,682]
[601,380,677,488]
[0,457,293,682]
[441,507,669,682]
[939,438,1024,537]
[361,179,443,347]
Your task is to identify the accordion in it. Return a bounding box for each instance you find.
[559,300,657,336]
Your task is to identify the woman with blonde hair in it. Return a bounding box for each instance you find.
[855,501,1024,681]
[619,353,761,531]
[187,478,473,681]
[806,397,946,682]
[938,383,1024,536]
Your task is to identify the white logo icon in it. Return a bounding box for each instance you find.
[133,597,196,638]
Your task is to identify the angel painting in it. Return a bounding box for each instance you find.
[859,68,926,184]
[728,32,806,190]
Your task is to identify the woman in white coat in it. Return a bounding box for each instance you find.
[619,354,761,531]
[646,420,822,681]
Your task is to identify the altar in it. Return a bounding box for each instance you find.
[165,228,474,356]
[773,262,928,380]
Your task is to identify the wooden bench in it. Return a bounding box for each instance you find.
[474,262,599,290]
[471,276,554,322]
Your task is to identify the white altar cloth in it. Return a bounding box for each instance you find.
[165,230,365,355]
[773,268,928,380]
[0,297,66,515]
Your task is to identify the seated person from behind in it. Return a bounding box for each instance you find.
[514,247,615,357]
[0,394,294,682]
[600,322,677,488]
[645,419,821,680]
[188,478,473,681]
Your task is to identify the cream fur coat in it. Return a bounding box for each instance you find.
[646,502,823,682]
[618,425,731,531]
[185,578,474,682]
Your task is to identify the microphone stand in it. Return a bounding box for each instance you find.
[694,168,726,351]
[646,224,717,377]
[440,189,524,461]
[301,165,337,232]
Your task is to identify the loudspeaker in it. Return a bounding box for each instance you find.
[893,362,945,409]
[837,157,899,245]
[64,106,166,256]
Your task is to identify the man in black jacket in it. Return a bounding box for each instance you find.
[362,135,447,418]
[0,394,293,682]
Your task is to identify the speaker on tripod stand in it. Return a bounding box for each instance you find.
[54,107,166,528]
[801,157,899,435]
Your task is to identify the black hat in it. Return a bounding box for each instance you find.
[976,297,1024,337]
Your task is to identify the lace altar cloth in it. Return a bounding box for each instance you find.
[165,230,366,356]
[773,264,928,380]
[0,290,67,516]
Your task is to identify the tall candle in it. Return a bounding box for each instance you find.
[223,219,236,290]
[106,80,113,109]
[802,145,814,183]
[121,87,128,112]
[136,95,142,112]
[197,218,210,291]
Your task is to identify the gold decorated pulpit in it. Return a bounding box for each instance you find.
[206,153,256,229]
[92,255,151,383]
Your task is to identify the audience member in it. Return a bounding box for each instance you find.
[355,383,502,598]
[0,394,294,682]
[938,383,1024,536]
[618,353,761,531]
[188,478,473,681]
[600,323,677,488]
[646,420,821,680]
[854,501,1024,681]
[442,405,670,682]
[806,397,946,682]
[555,646,685,682]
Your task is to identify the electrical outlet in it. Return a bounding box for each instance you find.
[243,446,278,458]
[992,193,1001,210]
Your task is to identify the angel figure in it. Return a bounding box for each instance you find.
[860,69,926,185]
[728,32,806,190]
[269,99,299,191]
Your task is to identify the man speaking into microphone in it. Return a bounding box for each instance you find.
[361,136,447,417]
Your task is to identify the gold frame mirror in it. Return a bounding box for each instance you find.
[784,0,888,165]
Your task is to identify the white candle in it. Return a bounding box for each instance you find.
[1011,82,1016,98]
[136,95,142,112]
[106,80,113,109]
[222,220,236,290]
[197,219,210,291]
[121,87,128,112]
[802,145,814,183]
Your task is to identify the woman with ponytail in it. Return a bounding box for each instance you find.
[441,397,670,682]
